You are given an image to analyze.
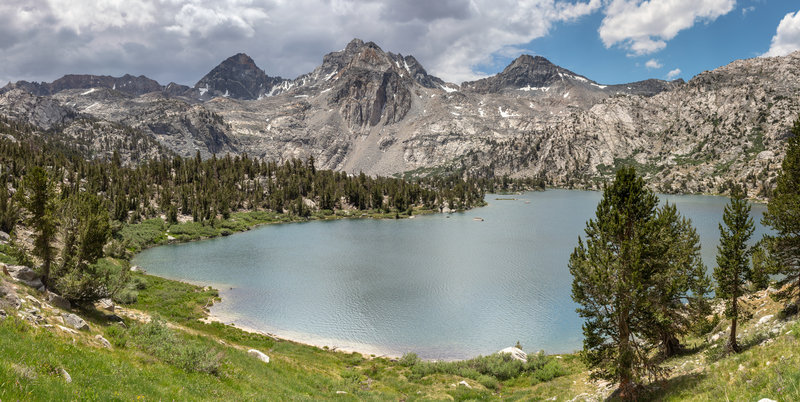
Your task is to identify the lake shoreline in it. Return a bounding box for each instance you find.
[202,300,406,359]
[131,189,768,362]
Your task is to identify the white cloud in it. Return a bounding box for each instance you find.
[763,10,800,57]
[742,6,755,16]
[599,0,736,56]
[644,58,662,69]
[666,68,681,79]
[0,0,606,85]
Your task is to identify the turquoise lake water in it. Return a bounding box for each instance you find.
[132,189,769,360]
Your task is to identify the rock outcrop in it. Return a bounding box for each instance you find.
[3,264,44,290]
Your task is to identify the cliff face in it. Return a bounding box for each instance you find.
[1,41,798,197]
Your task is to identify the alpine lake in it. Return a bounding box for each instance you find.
[132,189,770,360]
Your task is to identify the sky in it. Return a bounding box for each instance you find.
[2,0,800,87]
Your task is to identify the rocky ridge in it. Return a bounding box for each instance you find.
[1,39,798,196]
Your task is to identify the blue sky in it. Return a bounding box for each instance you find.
[479,1,800,84]
[1,1,800,87]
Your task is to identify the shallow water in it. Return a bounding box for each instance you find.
[133,189,769,359]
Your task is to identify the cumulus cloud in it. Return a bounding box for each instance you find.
[644,59,662,69]
[0,0,606,86]
[763,10,800,57]
[599,0,736,56]
[666,68,681,79]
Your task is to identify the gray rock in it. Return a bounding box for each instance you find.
[63,313,89,331]
[0,230,9,244]
[95,335,112,349]
[46,291,71,310]
[97,298,115,312]
[247,349,270,363]
[3,264,44,289]
[59,367,72,383]
[0,282,20,309]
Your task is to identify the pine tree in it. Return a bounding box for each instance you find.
[20,166,58,287]
[55,193,112,302]
[713,184,754,353]
[648,203,710,358]
[569,167,662,397]
[762,115,800,302]
[0,178,19,234]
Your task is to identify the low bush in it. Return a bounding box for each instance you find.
[103,324,128,348]
[128,318,222,375]
[401,350,565,384]
[119,219,166,251]
[167,222,219,240]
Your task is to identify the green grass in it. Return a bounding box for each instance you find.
[119,218,167,252]
[0,244,18,265]
[129,273,219,322]
[653,323,800,401]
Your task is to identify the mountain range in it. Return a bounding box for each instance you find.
[1,38,798,197]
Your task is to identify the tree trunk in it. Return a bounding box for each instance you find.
[727,296,740,353]
[661,333,682,358]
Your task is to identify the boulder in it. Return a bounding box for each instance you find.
[0,231,9,244]
[3,264,44,289]
[497,346,527,362]
[757,315,774,326]
[63,313,89,331]
[46,291,71,310]
[95,335,112,349]
[0,282,20,309]
[97,298,115,312]
[247,349,270,363]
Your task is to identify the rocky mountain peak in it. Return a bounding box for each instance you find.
[462,54,591,93]
[194,53,285,100]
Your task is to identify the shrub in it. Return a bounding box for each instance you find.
[129,318,222,375]
[692,313,721,336]
[168,222,219,240]
[398,352,420,367]
[119,219,166,251]
[104,324,128,348]
[406,352,564,384]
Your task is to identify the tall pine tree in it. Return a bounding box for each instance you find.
[713,184,754,353]
[570,167,709,397]
[762,115,800,302]
[647,203,710,358]
[20,166,58,287]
